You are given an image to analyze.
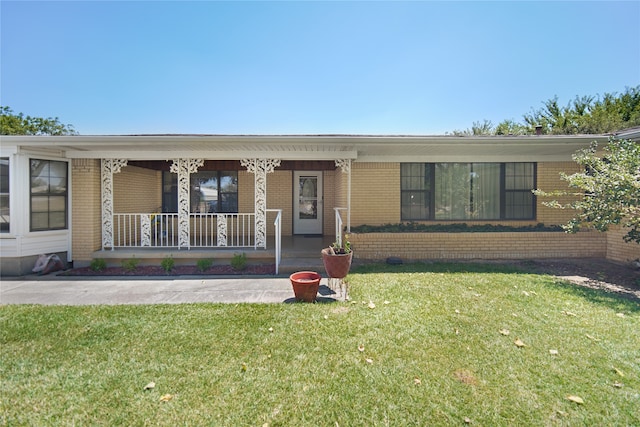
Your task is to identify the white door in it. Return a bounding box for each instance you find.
[293,171,323,235]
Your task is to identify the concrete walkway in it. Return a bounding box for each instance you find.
[0,274,344,305]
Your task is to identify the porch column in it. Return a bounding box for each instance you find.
[240,158,281,249]
[170,158,204,249]
[101,159,128,250]
[335,159,351,232]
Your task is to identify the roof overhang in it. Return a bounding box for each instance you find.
[0,134,610,162]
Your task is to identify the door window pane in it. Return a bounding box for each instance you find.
[299,176,318,219]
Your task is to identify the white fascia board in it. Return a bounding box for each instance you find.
[358,154,581,162]
[65,149,359,161]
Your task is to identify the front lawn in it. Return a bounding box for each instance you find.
[1,263,638,426]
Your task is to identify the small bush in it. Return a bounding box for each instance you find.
[231,253,247,271]
[350,222,563,233]
[197,258,213,272]
[122,258,139,272]
[90,258,107,272]
[161,256,174,273]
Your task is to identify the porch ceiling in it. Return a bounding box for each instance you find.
[3,134,610,162]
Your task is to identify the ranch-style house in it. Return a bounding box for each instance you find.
[1,131,638,276]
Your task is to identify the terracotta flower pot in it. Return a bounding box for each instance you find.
[321,248,353,279]
[289,271,321,302]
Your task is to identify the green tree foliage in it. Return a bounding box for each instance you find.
[0,106,78,135]
[534,137,640,244]
[452,86,640,136]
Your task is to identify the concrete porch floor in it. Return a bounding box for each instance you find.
[91,235,336,275]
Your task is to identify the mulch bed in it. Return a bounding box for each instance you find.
[512,258,640,300]
[60,264,276,277]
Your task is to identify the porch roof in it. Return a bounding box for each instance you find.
[2,133,610,162]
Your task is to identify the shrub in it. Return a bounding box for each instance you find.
[161,256,174,273]
[231,253,247,271]
[350,222,563,233]
[90,258,107,272]
[197,258,213,272]
[122,258,139,272]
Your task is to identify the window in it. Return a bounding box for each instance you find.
[0,158,9,233]
[401,162,536,221]
[504,163,536,219]
[30,159,68,231]
[162,171,238,213]
[401,163,432,220]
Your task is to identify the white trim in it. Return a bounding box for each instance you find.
[1,134,609,163]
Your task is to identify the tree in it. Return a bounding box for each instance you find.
[451,119,494,136]
[494,119,528,135]
[451,85,640,136]
[534,137,640,244]
[0,106,78,135]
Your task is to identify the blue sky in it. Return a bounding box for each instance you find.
[1,1,639,135]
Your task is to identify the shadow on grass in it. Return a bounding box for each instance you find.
[351,261,640,311]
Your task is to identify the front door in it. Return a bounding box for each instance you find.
[293,171,323,234]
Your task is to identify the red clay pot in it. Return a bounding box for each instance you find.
[321,249,353,279]
[289,271,321,302]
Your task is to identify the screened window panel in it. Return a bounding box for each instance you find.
[30,159,68,231]
[401,191,429,220]
[0,158,8,193]
[49,212,66,229]
[49,161,67,178]
[435,163,470,220]
[31,196,49,212]
[505,191,534,219]
[506,163,534,190]
[471,163,500,219]
[400,164,430,220]
[31,212,49,230]
[49,196,66,211]
[0,158,8,233]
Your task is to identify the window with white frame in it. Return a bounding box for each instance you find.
[30,159,68,231]
[0,158,9,233]
[401,162,536,221]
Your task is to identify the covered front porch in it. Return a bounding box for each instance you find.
[97,154,353,274]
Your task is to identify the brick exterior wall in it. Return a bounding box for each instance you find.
[113,166,161,213]
[536,161,582,225]
[351,162,400,226]
[349,230,607,260]
[266,170,293,236]
[606,226,640,263]
[71,159,102,264]
[69,159,631,264]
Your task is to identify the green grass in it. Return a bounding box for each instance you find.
[1,263,638,426]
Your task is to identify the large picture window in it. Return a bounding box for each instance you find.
[30,159,68,231]
[162,171,238,213]
[0,158,9,233]
[401,162,536,221]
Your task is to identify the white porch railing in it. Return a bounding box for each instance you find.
[190,213,256,248]
[111,213,257,249]
[334,207,347,246]
[109,211,283,273]
[267,209,282,274]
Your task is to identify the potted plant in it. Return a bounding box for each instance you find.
[289,271,322,302]
[321,235,353,279]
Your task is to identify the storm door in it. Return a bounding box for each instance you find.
[293,171,323,234]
